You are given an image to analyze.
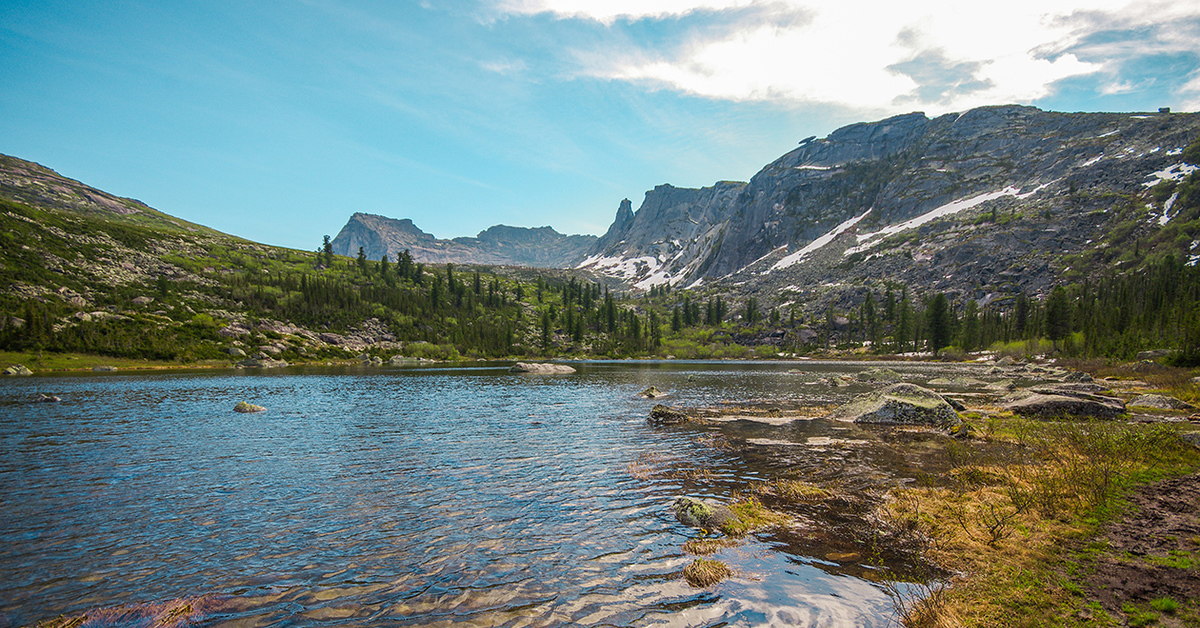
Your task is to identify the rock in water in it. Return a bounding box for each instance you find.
[672,497,738,532]
[1128,394,1197,411]
[648,404,690,425]
[234,401,266,413]
[638,386,665,398]
[1001,386,1125,419]
[509,362,576,374]
[856,368,903,383]
[830,383,961,427]
[36,393,61,403]
[3,364,33,376]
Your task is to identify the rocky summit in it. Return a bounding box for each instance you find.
[576,105,1200,309]
[330,212,597,268]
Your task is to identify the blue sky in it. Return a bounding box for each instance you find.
[2,0,1199,250]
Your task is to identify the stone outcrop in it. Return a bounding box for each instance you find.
[638,386,665,398]
[1128,394,1197,411]
[233,401,266,413]
[1002,386,1126,419]
[829,383,961,427]
[509,362,576,374]
[3,364,33,376]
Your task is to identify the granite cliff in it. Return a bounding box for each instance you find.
[578,105,1200,311]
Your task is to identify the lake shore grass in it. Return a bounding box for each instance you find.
[875,416,1200,627]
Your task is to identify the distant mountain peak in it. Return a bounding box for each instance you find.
[330,214,597,267]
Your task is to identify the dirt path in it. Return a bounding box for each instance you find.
[1082,472,1200,623]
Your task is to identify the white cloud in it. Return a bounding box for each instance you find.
[1180,71,1200,112]
[495,0,757,23]
[494,0,1200,115]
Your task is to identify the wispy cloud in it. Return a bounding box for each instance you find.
[492,0,1200,114]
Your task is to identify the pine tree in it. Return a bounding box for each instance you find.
[927,293,951,356]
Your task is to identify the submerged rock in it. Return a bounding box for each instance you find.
[649,404,690,425]
[1002,386,1125,419]
[509,362,576,374]
[233,401,266,413]
[1129,394,1197,411]
[36,393,61,403]
[3,364,33,376]
[672,497,738,532]
[638,386,665,398]
[829,383,961,427]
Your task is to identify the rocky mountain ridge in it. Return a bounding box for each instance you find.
[578,105,1200,311]
[330,212,597,268]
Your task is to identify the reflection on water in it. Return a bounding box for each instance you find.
[0,361,980,627]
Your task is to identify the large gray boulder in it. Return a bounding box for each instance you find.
[1002,386,1125,419]
[1129,394,1197,411]
[829,383,961,427]
[509,362,576,374]
[3,364,33,376]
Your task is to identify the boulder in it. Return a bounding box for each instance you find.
[226,347,247,358]
[389,355,420,365]
[1182,432,1200,450]
[1063,371,1094,383]
[3,364,33,376]
[1002,387,1125,419]
[509,362,576,374]
[1136,349,1171,361]
[92,365,117,372]
[233,401,266,413]
[131,296,155,306]
[649,404,690,425]
[638,386,665,398]
[857,367,903,383]
[830,383,961,427]
[36,393,61,403]
[672,497,738,532]
[1129,394,1197,411]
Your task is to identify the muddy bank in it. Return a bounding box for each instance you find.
[1080,472,1200,617]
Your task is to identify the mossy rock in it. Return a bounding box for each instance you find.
[672,496,738,532]
[233,401,266,413]
[829,383,961,427]
[649,404,689,425]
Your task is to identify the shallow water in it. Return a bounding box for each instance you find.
[0,360,986,627]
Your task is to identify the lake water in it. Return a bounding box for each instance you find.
[0,360,977,627]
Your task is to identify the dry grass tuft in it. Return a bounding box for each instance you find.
[683,558,733,587]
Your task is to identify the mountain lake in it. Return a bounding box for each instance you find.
[0,360,1007,627]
